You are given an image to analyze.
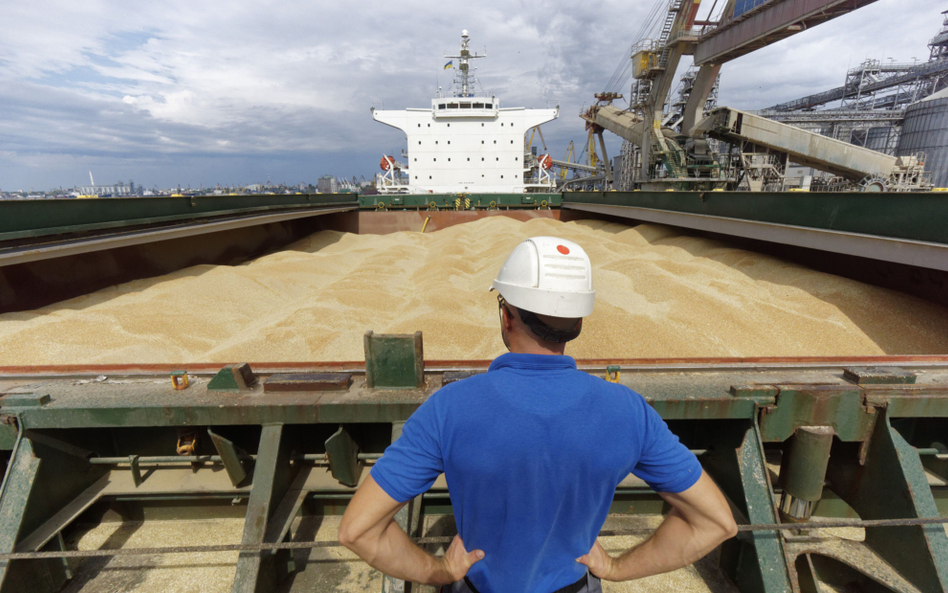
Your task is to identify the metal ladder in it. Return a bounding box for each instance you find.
[657,0,682,68]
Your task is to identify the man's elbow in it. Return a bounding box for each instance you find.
[716,512,738,542]
[337,512,361,552]
[724,517,739,540]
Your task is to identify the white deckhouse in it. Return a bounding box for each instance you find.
[373,31,558,194]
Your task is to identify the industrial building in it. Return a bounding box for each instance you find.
[756,11,948,188]
[584,2,945,193]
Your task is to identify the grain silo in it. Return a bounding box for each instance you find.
[896,87,948,188]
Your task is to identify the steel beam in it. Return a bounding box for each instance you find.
[0,194,357,241]
[208,429,249,487]
[0,433,109,593]
[593,106,647,146]
[767,59,948,112]
[0,206,355,268]
[704,421,793,593]
[695,0,881,66]
[13,475,110,553]
[562,202,948,272]
[0,439,43,593]
[682,64,722,136]
[232,424,299,593]
[383,421,411,593]
[758,386,876,443]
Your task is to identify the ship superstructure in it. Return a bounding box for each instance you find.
[373,31,558,194]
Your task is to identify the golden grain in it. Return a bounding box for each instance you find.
[2,217,947,365]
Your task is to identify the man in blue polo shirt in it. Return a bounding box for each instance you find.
[339,236,737,593]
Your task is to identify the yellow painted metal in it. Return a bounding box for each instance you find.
[632,50,658,80]
[587,129,598,169]
[561,141,575,180]
[170,371,189,390]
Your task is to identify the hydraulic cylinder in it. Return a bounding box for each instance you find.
[778,426,835,522]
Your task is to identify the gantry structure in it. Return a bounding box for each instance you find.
[583,0,930,192]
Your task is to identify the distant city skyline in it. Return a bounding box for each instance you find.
[0,0,936,191]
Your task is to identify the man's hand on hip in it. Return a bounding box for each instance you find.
[576,540,619,580]
[437,535,485,582]
[577,471,738,582]
[339,475,485,585]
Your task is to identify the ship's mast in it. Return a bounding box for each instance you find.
[445,30,485,98]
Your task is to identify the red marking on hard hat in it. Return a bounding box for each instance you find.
[557,245,570,254]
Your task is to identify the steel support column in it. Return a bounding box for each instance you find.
[232,424,298,593]
[0,439,44,593]
[0,434,109,593]
[682,64,722,136]
[382,421,411,593]
[703,420,793,593]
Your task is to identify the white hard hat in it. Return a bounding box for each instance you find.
[490,236,595,318]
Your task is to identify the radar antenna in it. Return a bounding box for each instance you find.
[445,30,486,98]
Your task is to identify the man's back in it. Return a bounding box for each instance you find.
[371,352,701,593]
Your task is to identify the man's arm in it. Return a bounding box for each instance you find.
[338,474,484,585]
[577,470,737,581]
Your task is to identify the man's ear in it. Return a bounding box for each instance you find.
[501,305,515,331]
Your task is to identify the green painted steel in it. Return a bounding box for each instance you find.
[208,429,249,487]
[0,439,42,592]
[780,426,834,503]
[704,421,793,593]
[364,331,425,390]
[359,192,561,210]
[0,194,358,241]
[0,433,112,593]
[827,413,948,593]
[7,365,948,432]
[8,401,426,430]
[563,190,948,245]
[208,363,257,392]
[324,426,363,487]
[0,426,15,452]
[384,421,410,593]
[649,395,769,419]
[867,388,948,417]
[0,361,944,591]
[758,386,876,443]
[233,424,297,593]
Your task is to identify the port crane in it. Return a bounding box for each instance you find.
[584,0,929,191]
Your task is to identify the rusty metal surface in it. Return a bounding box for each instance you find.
[758,385,877,443]
[263,373,353,393]
[0,357,943,592]
[350,209,562,235]
[1,359,947,430]
[5,354,948,378]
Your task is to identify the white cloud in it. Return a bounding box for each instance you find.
[0,0,939,189]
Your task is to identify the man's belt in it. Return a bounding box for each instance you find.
[463,572,588,593]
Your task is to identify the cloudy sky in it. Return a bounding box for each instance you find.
[0,0,938,191]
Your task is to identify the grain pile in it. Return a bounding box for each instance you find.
[2,216,948,365]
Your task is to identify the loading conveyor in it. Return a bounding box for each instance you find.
[698,107,898,181]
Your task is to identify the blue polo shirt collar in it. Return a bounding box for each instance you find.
[488,352,577,372]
